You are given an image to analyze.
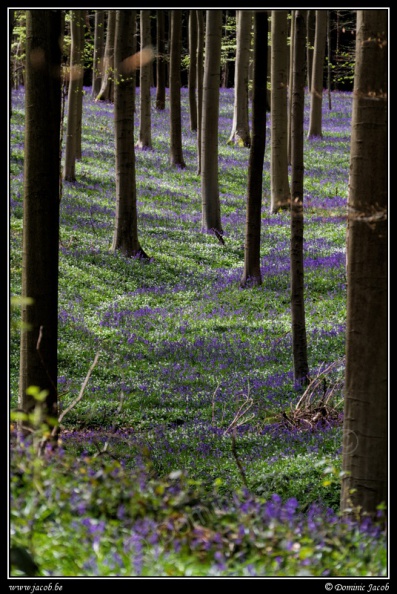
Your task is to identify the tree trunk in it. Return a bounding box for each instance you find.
[306,10,315,92]
[196,9,204,175]
[307,10,327,139]
[270,9,290,213]
[19,9,62,428]
[112,10,147,259]
[201,10,223,236]
[340,9,388,521]
[169,10,185,168]
[156,10,166,110]
[63,9,85,181]
[188,10,198,131]
[240,11,268,287]
[228,10,251,147]
[137,10,152,149]
[91,10,105,98]
[290,10,310,389]
[287,10,295,165]
[96,10,115,102]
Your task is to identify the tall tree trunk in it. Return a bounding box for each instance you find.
[19,9,63,428]
[112,10,147,259]
[287,9,295,165]
[307,10,327,138]
[270,9,290,213]
[240,11,268,288]
[156,10,166,110]
[188,10,198,131]
[327,11,332,109]
[228,10,251,147]
[341,9,388,521]
[196,9,204,175]
[96,10,115,102]
[137,10,152,149]
[169,10,185,168]
[290,10,310,389]
[91,10,105,98]
[306,10,315,92]
[201,10,223,236]
[63,9,84,181]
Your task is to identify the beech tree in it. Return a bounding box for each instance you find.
[290,9,310,388]
[270,9,290,213]
[112,9,148,259]
[307,10,327,139]
[136,10,152,150]
[19,9,63,428]
[240,10,268,287]
[63,9,84,181]
[201,9,223,238]
[96,9,115,102]
[91,10,104,99]
[196,9,204,175]
[155,10,166,110]
[228,10,252,147]
[169,10,185,168]
[340,9,388,521]
[188,10,198,132]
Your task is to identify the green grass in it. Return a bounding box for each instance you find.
[9,86,387,577]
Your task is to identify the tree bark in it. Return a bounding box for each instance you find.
[228,10,252,147]
[270,9,290,213]
[169,10,185,168]
[240,11,268,287]
[290,10,310,389]
[96,10,115,102]
[112,10,147,259]
[156,10,166,110]
[340,9,388,521]
[63,9,84,181]
[201,10,223,235]
[19,9,63,427]
[188,10,198,131]
[136,10,152,149]
[307,10,327,138]
[196,9,204,175]
[91,10,105,98]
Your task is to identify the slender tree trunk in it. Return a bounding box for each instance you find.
[19,9,63,427]
[91,10,105,98]
[270,9,290,213]
[112,10,147,259]
[201,10,223,236]
[96,9,115,102]
[228,10,251,147]
[290,10,310,389]
[307,10,327,138]
[156,10,166,110]
[188,10,198,131]
[306,10,315,92]
[137,10,152,149]
[196,9,204,175]
[63,9,84,181]
[169,10,185,168]
[341,9,388,521]
[287,10,295,165]
[327,11,332,109]
[240,11,268,287]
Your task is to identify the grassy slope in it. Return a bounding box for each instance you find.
[10,86,350,505]
[9,86,388,577]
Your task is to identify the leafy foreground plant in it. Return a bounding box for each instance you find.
[10,434,386,577]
